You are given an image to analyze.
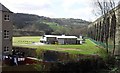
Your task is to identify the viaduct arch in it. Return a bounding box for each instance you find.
[88,5,120,55]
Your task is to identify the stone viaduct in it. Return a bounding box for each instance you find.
[88,4,120,55]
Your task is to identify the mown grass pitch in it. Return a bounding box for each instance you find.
[13,36,107,56]
[35,39,106,56]
[13,36,41,45]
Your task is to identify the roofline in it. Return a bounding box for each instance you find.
[44,35,78,39]
[0,3,13,13]
[57,37,77,39]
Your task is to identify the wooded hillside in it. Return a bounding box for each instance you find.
[13,13,91,36]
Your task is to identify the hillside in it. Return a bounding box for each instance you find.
[13,13,91,36]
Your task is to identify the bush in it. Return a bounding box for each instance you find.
[50,57,108,73]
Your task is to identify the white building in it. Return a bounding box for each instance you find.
[40,35,84,44]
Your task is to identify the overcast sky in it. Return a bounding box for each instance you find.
[0,0,119,21]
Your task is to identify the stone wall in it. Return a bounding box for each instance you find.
[115,5,120,55]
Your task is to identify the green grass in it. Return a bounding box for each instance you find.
[13,36,41,45]
[13,36,107,56]
[36,40,103,55]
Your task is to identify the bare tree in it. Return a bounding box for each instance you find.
[92,0,116,54]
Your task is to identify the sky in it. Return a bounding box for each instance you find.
[0,0,119,21]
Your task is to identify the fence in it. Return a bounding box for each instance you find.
[89,38,114,50]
